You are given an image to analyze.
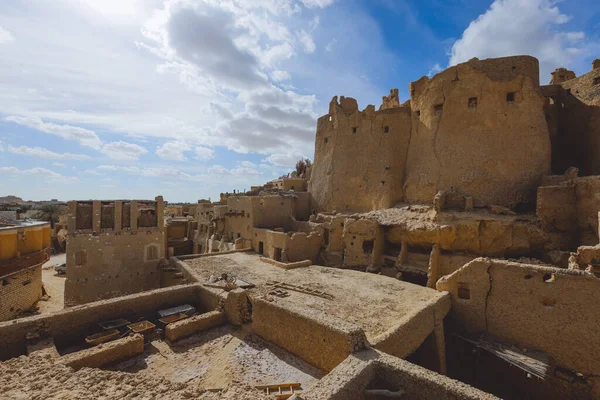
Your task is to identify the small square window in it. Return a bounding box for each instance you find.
[593,77,600,85]
[384,126,389,134]
[457,283,470,300]
[468,97,478,108]
[506,92,516,102]
[415,110,421,117]
[434,104,443,116]
[352,127,357,134]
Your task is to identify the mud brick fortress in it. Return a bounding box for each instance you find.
[2,56,600,400]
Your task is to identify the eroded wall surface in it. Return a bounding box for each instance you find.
[310,56,552,213]
[310,98,412,213]
[405,56,550,207]
[65,197,165,306]
[437,258,600,379]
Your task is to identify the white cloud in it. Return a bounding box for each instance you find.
[324,38,336,52]
[264,152,306,167]
[8,145,90,160]
[0,166,20,174]
[271,70,291,82]
[297,29,316,53]
[0,140,3,151]
[240,160,257,168]
[195,146,215,161]
[101,141,147,160]
[0,26,14,44]
[4,116,102,149]
[427,63,442,77]
[0,166,78,182]
[300,0,335,8]
[449,0,592,81]
[52,162,66,167]
[156,141,191,161]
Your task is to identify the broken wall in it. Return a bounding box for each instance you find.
[310,98,412,213]
[437,258,600,380]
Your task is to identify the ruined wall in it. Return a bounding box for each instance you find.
[252,228,322,263]
[556,66,600,176]
[304,349,497,400]
[537,175,600,248]
[342,218,384,267]
[550,68,576,84]
[65,197,165,306]
[310,97,412,213]
[0,266,42,321]
[405,56,550,207]
[437,259,600,379]
[0,284,213,360]
[65,232,164,306]
[383,207,548,258]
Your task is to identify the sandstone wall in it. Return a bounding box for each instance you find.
[405,56,550,207]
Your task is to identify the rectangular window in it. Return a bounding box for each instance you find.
[352,127,357,134]
[434,104,443,116]
[75,251,87,266]
[468,97,478,108]
[384,126,390,134]
[506,92,516,102]
[593,77,600,85]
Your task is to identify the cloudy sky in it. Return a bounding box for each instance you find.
[0,0,598,202]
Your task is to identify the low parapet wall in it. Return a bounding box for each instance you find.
[303,349,498,400]
[165,310,227,342]
[371,294,451,364]
[61,334,144,370]
[0,283,219,360]
[251,297,367,372]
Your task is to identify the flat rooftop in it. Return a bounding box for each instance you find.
[183,252,449,341]
[0,220,49,231]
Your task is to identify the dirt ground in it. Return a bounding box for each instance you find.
[185,252,448,340]
[0,324,318,400]
[38,253,66,314]
[109,324,322,392]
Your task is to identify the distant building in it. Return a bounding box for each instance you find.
[0,220,51,321]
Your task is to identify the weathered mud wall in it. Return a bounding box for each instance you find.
[303,349,498,400]
[437,259,600,378]
[252,297,368,372]
[405,56,550,207]
[65,232,164,306]
[310,98,412,213]
[0,284,214,361]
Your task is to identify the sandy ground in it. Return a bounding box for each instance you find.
[38,254,66,314]
[185,252,448,340]
[109,324,321,392]
[0,324,318,400]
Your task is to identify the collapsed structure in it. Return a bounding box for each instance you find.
[2,55,600,399]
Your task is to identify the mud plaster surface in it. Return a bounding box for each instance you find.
[108,324,322,390]
[0,325,319,400]
[186,252,447,339]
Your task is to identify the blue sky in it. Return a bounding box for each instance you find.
[0,0,598,202]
